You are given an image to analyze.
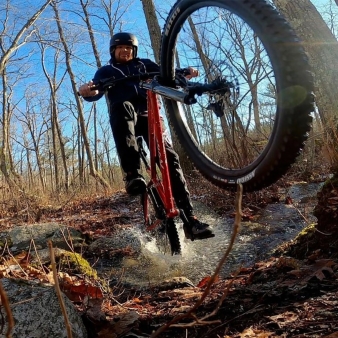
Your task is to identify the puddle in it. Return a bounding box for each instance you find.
[95,182,324,287]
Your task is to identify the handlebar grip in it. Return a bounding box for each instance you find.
[77,83,100,97]
[176,68,191,76]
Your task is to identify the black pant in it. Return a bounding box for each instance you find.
[109,101,193,214]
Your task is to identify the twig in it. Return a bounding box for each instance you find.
[48,241,73,338]
[194,266,242,323]
[292,203,310,224]
[314,228,332,236]
[59,227,75,252]
[0,280,14,338]
[5,243,29,278]
[30,238,50,281]
[150,183,243,337]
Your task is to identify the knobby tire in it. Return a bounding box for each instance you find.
[160,0,314,191]
[142,188,181,256]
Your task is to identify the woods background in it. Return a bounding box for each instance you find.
[0,0,337,202]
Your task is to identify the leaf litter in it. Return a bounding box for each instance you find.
[0,179,338,337]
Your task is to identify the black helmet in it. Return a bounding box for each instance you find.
[109,32,138,58]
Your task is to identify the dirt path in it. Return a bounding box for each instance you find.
[2,175,337,337]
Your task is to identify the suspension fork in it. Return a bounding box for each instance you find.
[147,91,178,219]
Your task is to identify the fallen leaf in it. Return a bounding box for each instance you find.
[285,196,293,205]
[328,197,338,205]
[276,256,300,269]
[322,332,338,338]
[132,297,143,304]
[197,275,219,288]
[287,259,335,285]
[61,280,103,301]
[267,311,298,328]
[15,251,31,264]
[239,326,275,337]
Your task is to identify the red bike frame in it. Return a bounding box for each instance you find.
[144,90,179,230]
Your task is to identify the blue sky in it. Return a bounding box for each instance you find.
[1,0,337,168]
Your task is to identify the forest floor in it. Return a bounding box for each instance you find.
[1,171,338,338]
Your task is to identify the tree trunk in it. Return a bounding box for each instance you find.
[140,0,196,172]
[0,0,52,192]
[79,0,102,68]
[140,0,161,63]
[0,0,52,75]
[0,69,21,190]
[51,0,110,189]
[274,0,338,125]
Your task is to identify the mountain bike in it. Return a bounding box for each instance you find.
[92,0,314,255]
[94,71,194,256]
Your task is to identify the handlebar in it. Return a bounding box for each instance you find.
[83,68,233,105]
[91,72,160,91]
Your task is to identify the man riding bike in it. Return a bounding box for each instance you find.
[78,32,214,241]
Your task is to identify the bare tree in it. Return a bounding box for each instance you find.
[95,0,133,37]
[39,40,70,191]
[0,0,52,74]
[51,0,110,189]
[140,0,162,63]
[79,0,103,68]
[0,0,52,189]
[15,94,50,191]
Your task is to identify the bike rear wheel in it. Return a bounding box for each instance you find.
[160,0,314,191]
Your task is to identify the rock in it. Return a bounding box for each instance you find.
[31,247,68,265]
[153,276,195,291]
[95,310,139,338]
[29,247,99,279]
[87,228,142,257]
[0,222,86,253]
[1,278,88,338]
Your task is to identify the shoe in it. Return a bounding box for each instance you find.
[183,216,215,241]
[125,173,146,195]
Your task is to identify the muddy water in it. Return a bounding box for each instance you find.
[97,182,323,287]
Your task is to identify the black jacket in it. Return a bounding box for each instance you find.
[83,57,159,115]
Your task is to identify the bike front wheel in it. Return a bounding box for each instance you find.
[160,0,314,191]
[141,189,181,255]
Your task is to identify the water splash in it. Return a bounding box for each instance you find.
[98,182,323,287]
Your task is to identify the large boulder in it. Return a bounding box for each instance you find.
[1,278,88,338]
[0,222,86,253]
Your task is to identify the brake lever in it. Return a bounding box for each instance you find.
[175,73,189,87]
